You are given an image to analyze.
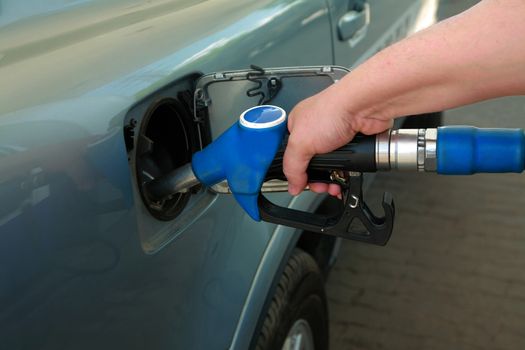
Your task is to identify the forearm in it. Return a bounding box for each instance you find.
[283,0,525,195]
[336,0,525,131]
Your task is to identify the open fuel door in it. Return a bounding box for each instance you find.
[129,66,348,253]
[193,65,350,193]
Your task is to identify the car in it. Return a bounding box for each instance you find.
[0,1,438,349]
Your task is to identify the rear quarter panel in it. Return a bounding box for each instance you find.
[0,1,332,349]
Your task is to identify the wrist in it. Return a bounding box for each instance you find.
[332,70,395,134]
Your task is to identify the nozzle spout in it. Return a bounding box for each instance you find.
[144,162,200,201]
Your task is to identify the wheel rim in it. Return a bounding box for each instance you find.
[281,319,315,350]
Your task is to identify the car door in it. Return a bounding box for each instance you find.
[0,1,335,349]
[326,0,438,66]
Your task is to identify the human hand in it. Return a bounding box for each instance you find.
[283,82,393,196]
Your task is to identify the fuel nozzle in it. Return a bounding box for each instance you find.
[145,105,288,220]
[143,104,525,246]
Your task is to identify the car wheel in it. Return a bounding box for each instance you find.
[254,248,328,350]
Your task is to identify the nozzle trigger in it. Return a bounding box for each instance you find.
[258,172,395,245]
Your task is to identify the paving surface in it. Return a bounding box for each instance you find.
[327,2,525,349]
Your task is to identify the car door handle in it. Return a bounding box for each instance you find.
[337,2,370,42]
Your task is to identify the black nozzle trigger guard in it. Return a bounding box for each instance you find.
[258,173,395,245]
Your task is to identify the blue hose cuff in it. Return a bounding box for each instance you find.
[437,126,525,175]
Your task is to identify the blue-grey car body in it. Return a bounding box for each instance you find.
[0,1,436,349]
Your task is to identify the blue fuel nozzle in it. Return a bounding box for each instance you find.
[191,105,287,220]
[144,109,525,247]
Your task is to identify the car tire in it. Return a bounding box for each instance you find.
[402,111,443,128]
[254,248,329,350]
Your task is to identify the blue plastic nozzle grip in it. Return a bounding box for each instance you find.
[191,105,287,221]
[437,126,525,175]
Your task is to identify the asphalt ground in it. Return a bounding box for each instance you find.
[327,1,525,349]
